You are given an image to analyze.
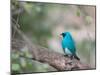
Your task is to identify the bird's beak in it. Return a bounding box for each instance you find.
[60,33,62,36]
[59,34,62,39]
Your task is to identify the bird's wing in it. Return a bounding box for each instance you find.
[64,36,76,55]
[67,40,76,54]
[68,34,75,45]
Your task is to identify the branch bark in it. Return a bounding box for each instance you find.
[12,19,91,71]
[29,44,91,71]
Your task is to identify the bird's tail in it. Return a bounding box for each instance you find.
[74,55,80,60]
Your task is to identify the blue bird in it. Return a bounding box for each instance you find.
[61,32,80,60]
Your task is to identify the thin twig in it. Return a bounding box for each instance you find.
[12,18,39,60]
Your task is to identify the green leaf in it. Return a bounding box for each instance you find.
[85,16,92,24]
[20,58,26,68]
[11,53,19,59]
[76,10,81,17]
[12,63,20,71]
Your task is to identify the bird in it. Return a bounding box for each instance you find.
[60,32,80,60]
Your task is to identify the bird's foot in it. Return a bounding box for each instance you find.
[64,55,74,60]
[70,55,74,60]
[64,55,68,57]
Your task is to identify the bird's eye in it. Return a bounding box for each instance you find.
[62,33,66,37]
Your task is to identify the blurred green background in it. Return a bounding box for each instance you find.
[11,0,96,73]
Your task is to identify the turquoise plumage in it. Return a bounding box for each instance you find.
[61,32,80,60]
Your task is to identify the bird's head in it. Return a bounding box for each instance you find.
[60,32,71,38]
